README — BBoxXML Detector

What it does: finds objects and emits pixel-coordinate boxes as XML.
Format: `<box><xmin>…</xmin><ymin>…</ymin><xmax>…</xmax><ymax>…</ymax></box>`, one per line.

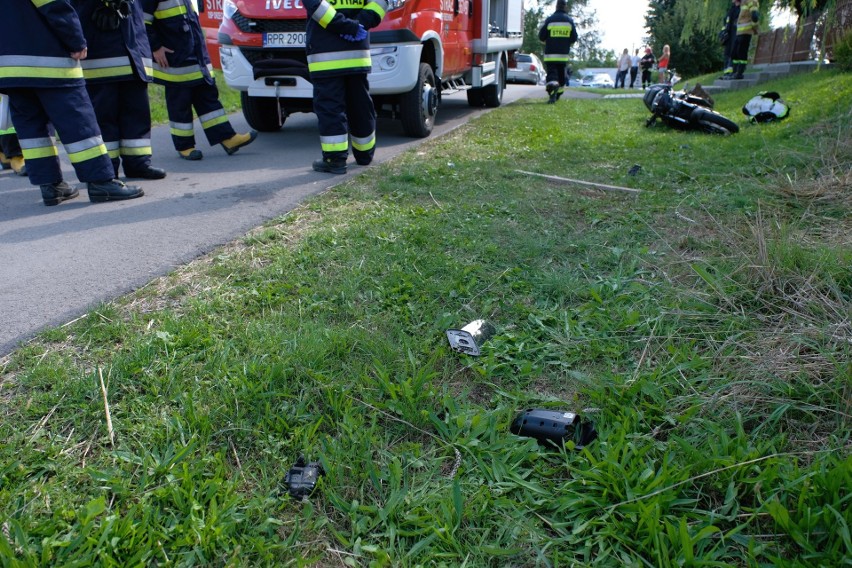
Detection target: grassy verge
<box><xmin>1</xmin><ymin>71</ymin><xmax>850</xmax><ymax>566</ymax></box>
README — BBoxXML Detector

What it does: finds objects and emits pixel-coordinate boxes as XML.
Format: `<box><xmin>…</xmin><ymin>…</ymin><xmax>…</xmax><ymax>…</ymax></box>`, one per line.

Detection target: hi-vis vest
<box><xmin>538</xmin><ymin>11</ymin><xmax>578</xmax><ymax>64</ymax></box>
<box><xmin>141</xmin><ymin>0</ymin><xmax>215</xmax><ymax>86</ymax></box>
<box><xmin>304</xmin><ymin>0</ymin><xmax>388</xmax><ymax>78</ymax></box>
<box><xmin>0</xmin><ymin>0</ymin><xmax>87</xmax><ymax>90</ymax></box>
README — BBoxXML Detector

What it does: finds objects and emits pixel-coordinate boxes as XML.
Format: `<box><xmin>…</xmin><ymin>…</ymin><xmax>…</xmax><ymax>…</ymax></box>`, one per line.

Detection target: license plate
<box><xmin>263</xmin><ymin>32</ymin><xmax>306</xmax><ymax>48</ymax></box>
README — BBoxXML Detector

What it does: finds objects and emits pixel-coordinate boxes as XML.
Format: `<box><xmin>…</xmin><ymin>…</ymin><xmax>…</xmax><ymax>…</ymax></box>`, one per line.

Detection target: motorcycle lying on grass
<box><xmin>644</xmin><ymin>83</ymin><xmax>739</xmax><ymax>135</ymax></box>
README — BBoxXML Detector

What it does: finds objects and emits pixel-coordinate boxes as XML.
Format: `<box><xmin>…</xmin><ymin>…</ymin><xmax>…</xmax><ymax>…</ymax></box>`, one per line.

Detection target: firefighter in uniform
<box><xmin>72</xmin><ymin>0</ymin><xmax>166</xmax><ymax>180</ymax></box>
<box><xmin>0</xmin><ymin>0</ymin><xmax>143</xmax><ymax>205</ymax></box>
<box><xmin>0</xmin><ymin>128</ymin><xmax>26</xmax><ymax>176</ymax></box>
<box><xmin>304</xmin><ymin>0</ymin><xmax>387</xmax><ymax>174</ymax></box>
<box><xmin>539</xmin><ymin>0</ymin><xmax>577</xmax><ymax>104</ymax></box>
<box><xmin>731</xmin><ymin>0</ymin><xmax>759</xmax><ymax>80</ymax></box>
<box><xmin>142</xmin><ymin>0</ymin><xmax>256</xmax><ymax>161</ymax></box>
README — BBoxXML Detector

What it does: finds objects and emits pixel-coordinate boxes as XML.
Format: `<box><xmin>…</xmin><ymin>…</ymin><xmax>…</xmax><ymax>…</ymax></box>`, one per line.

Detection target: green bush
<box><xmin>832</xmin><ymin>29</ymin><xmax>852</xmax><ymax>71</ymax></box>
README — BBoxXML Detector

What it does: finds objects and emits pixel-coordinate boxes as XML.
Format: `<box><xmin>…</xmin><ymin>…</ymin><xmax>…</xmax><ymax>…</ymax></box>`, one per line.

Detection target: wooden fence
<box><xmin>753</xmin><ymin>0</ymin><xmax>852</xmax><ymax>64</ymax></box>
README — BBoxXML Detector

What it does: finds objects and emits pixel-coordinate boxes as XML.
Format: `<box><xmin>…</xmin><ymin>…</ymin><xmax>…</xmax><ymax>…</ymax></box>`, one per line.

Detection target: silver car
<box><xmin>508</xmin><ymin>53</ymin><xmax>545</xmax><ymax>85</ymax></box>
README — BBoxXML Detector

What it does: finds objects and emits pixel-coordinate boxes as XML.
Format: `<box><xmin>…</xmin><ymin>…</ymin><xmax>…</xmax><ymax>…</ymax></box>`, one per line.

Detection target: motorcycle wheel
<box><xmin>692</xmin><ymin>108</ymin><xmax>739</xmax><ymax>135</ymax></box>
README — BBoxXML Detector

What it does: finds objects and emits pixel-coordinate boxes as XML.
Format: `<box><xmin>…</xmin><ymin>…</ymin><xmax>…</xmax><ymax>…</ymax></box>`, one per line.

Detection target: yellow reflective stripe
<box><xmin>313</xmin><ymin>2</ymin><xmax>336</xmax><ymax>27</ymax></box>
<box><xmin>309</xmin><ymin>57</ymin><xmax>371</xmax><ymax>72</ymax></box>
<box><xmin>0</xmin><ymin>66</ymin><xmax>83</xmax><ymax>80</ymax></box>
<box><xmin>201</xmin><ymin>115</ymin><xmax>228</xmax><ymax>129</ymax></box>
<box><xmin>350</xmin><ymin>133</ymin><xmax>375</xmax><ymax>151</ymax></box>
<box><xmin>170</xmin><ymin>127</ymin><xmax>194</xmax><ymax>136</ymax></box>
<box><xmin>155</xmin><ymin>5</ymin><xmax>188</xmax><ymax>18</ymax></box>
<box><xmin>153</xmin><ymin>68</ymin><xmax>203</xmax><ymax>82</ymax></box>
<box><xmin>22</xmin><ymin>146</ymin><xmax>59</xmax><ymax>160</ymax></box>
<box><xmin>0</xmin><ymin>127</ymin><xmax>16</xmax><ymax>135</ymax></box>
<box><xmin>120</xmin><ymin>146</ymin><xmax>152</xmax><ymax>156</ymax></box>
<box><xmin>107</xmin><ymin>148</ymin><xmax>120</xmax><ymax>158</ymax></box>
<box><xmin>67</xmin><ymin>143</ymin><xmax>108</xmax><ymax>163</ymax></box>
<box><xmin>83</xmin><ymin>65</ymin><xmax>134</xmax><ymax>79</ymax></box>
<box><xmin>321</xmin><ymin>141</ymin><xmax>349</xmax><ymax>152</ymax></box>
<box><xmin>31</xmin><ymin>0</ymin><xmax>55</xmax><ymax>7</ymax></box>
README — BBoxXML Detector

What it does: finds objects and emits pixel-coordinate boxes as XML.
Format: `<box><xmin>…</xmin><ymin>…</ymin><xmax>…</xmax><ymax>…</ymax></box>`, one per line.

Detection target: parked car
<box><xmin>508</xmin><ymin>53</ymin><xmax>545</xmax><ymax>85</ymax></box>
<box><xmin>580</xmin><ymin>73</ymin><xmax>614</xmax><ymax>88</ymax></box>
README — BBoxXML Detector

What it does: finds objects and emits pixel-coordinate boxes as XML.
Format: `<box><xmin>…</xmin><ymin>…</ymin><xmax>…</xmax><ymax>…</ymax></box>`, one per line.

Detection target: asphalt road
<box><xmin>0</xmin><ymin>83</ymin><xmax>570</xmax><ymax>356</ymax></box>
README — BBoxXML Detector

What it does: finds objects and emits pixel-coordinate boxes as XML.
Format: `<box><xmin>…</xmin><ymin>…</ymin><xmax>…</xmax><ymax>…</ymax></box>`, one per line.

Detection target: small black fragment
<box><xmin>510</xmin><ymin>408</ymin><xmax>598</xmax><ymax>449</ymax></box>
<box><xmin>284</xmin><ymin>456</ymin><xmax>324</xmax><ymax>500</ymax></box>
<box><xmin>628</xmin><ymin>164</ymin><xmax>642</xmax><ymax>176</ymax></box>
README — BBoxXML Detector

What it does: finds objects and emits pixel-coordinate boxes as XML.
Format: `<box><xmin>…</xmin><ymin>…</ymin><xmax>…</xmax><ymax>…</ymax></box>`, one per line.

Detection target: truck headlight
<box><xmin>223</xmin><ymin>0</ymin><xmax>237</xmax><ymax>19</ymax></box>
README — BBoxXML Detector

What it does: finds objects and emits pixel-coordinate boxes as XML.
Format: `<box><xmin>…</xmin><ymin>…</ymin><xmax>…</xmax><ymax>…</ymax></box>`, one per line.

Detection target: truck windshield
<box><xmin>387</xmin><ymin>0</ymin><xmax>406</xmax><ymax>10</ymax></box>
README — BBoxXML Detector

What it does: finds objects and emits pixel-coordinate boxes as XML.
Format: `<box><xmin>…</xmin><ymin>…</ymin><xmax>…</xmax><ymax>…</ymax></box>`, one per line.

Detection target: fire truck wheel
<box><xmin>241</xmin><ymin>92</ymin><xmax>285</xmax><ymax>132</ymax></box>
<box><xmin>400</xmin><ymin>62</ymin><xmax>437</xmax><ymax>138</ymax></box>
<box><xmin>483</xmin><ymin>58</ymin><xmax>505</xmax><ymax>108</ymax></box>
<box><xmin>466</xmin><ymin>88</ymin><xmax>485</xmax><ymax>107</ymax></box>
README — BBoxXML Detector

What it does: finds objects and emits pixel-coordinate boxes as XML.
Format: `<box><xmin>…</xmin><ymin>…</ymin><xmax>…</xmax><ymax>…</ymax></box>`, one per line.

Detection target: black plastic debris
<box><xmin>510</xmin><ymin>408</ymin><xmax>598</xmax><ymax>449</ymax></box>
<box><xmin>628</xmin><ymin>164</ymin><xmax>642</xmax><ymax>176</ymax></box>
<box><xmin>446</xmin><ymin>319</ymin><xmax>496</xmax><ymax>356</ymax></box>
<box><xmin>284</xmin><ymin>456</ymin><xmax>324</xmax><ymax>500</ymax></box>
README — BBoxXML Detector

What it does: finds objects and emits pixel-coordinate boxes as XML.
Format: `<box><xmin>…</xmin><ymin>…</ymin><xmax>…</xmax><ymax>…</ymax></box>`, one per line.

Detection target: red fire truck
<box><xmin>216</xmin><ymin>0</ymin><xmax>524</xmax><ymax>137</ymax></box>
<box><xmin>198</xmin><ymin>0</ymin><xmax>224</xmax><ymax>68</ymax></box>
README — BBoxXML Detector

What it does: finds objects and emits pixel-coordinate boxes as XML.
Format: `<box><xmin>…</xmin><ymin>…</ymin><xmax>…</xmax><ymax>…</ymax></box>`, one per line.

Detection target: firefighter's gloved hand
<box><xmin>92</xmin><ymin>4</ymin><xmax>121</xmax><ymax>31</ymax></box>
<box><xmin>341</xmin><ymin>24</ymin><xmax>367</xmax><ymax>42</ymax></box>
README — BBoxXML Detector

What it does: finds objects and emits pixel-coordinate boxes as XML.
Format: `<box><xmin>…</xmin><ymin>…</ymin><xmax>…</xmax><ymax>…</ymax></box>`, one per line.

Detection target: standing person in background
<box><xmin>0</xmin><ymin>129</ymin><xmax>26</xmax><ymax>176</ymax></box>
<box><xmin>539</xmin><ymin>0</ymin><xmax>578</xmax><ymax>104</ymax></box>
<box><xmin>731</xmin><ymin>0</ymin><xmax>759</xmax><ymax>79</ymax></box>
<box><xmin>640</xmin><ymin>47</ymin><xmax>656</xmax><ymax>89</ymax></box>
<box><xmin>0</xmin><ymin>0</ymin><xmax>142</xmax><ymax>206</ymax></box>
<box><xmin>302</xmin><ymin>0</ymin><xmax>387</xmax><ymax>174</ymax></box>
<box><xmin>657</xmin><ymin>44</ymin><xmax>671</xmax><ymax>84</ymax></box>
<box><xmin>719</xmin><ymin>0</ymin><xmax>741</xmax><ymax>79</ymax></box>
<box><xmin>629</xmin><ymin>48</ymin><xmax>640</xmax><ymax>89</ymax></box>
<box><xmin>615</xmin><ymin>48</ymin><xmax>630</xmax><ymax>89</ymax></box>
<box><xmin>73</xmin><ymin>0</ymin><xmax>166</xmax><ymax>180</ymax></box>
<box><xmin>142</xmin><ymin>0</ymin><xmax>257</xmax><ymax>161</ymax></box>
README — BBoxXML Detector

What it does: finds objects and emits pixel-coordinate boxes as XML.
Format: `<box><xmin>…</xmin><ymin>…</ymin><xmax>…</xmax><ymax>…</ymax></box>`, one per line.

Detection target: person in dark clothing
<box><xmin>303</xmin><ymin>0</ymin><xmax>388</xmax><ymax>174</ymax></box>
<box><xmin>719</xmin><ymin>0</ymin><xmax>741</xmax><ymax>79</ymax></box>
<box><xmin>731</xmin><ymin>0</ymin><xmax>759</xmax><ymax>79</ymax></box>
<box><xmin>0</xmin><ymin>0</ymin><xmax>143</xmax><ymax>206</ymax></box>
<box><xmin>73</xmin><ymin>0</ymin><xmax>166</xmax><ymax>180</ymax></box>
<box><xmin>142</xmin><ymin>0</ymin><xmax>257</xmax><ymax>161</ymax></box>
<box><xmin>640</xmin><ymin>47</ymin><xmax>656</xmax><ymax>89</ymax></box>
<box><xmin>538</xmin><ymin>0</ymin><xmax>578</xmax><ymax>104</ymax></box>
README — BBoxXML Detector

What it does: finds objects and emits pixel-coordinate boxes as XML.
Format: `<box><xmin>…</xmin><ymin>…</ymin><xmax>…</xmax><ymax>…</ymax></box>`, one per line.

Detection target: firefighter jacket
<box><xmin>0</xmin><ymin>0</ymin><xmax>87</xmax><ymax>90</ymax></box>
<box><xmin>737</xmin><ymin>0</ymin><xmax>760</xmax><ymax>36</ymax></box>
<box><xmin>303</xmin><ymin>0</ymin><xmax>388</xmax><ymax>78</ymax></box>
<box><xmin>141</xmin><ymin>0</ymin><xmax>214</xmax><ymax>86</ymax></box>
<box><xmin>538</xmin><ymin>10</ymin><xmax>578</xmax><ymax>64</ymax></box>
<box><xmin>73</xmin><ymin>0</ymin><xmax>153</xmax><ymax>84</ymax></box>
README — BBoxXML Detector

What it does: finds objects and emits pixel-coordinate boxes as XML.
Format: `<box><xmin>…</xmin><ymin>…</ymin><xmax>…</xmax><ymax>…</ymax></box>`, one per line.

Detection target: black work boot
<box><xmin>87</xmin><ymin>179</ymin><xmax>144</xmax><ymax>202</ymax></box>
<box><xmin>40</xmin><ymin>180</ymin><xmax>79</xmax><ymax>206</ymax></box>
<box><xmin>732</xmin><ymin>64</ymin><xmax>745</xmax><ymax>80</ymax></box>
<box><xmin>312</xmin><ymin>157</ymin><xmax>347</xmax><ymax>174</ymax></box>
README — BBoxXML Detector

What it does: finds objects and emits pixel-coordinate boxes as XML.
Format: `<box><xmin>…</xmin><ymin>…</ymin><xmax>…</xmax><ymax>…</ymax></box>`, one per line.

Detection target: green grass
<box><xmin>1</xmin><ymin>70</ymin><xmax>850</xmax><ymax>566</ymax></box>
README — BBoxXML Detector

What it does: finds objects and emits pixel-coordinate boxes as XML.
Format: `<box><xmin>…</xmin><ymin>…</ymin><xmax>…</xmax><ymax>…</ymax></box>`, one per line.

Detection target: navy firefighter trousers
<box><xmin>6</xmin><ymin>86</ymin><xmax>114</xmax><ymax>186</ymax></box>
<box><xmin>87</xmin><ymin>81</ymin><xmax>153</xmax><ymax>176</ymax></box>
<box><xmin>165</xmin><ymin>82</ymin><xmax>236</xmax><ymax>151</ymax></box>
<box><xmin>313</xmin><ymin>74</ymin><xmax>376</xmax><ymax>164</ymax></box>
